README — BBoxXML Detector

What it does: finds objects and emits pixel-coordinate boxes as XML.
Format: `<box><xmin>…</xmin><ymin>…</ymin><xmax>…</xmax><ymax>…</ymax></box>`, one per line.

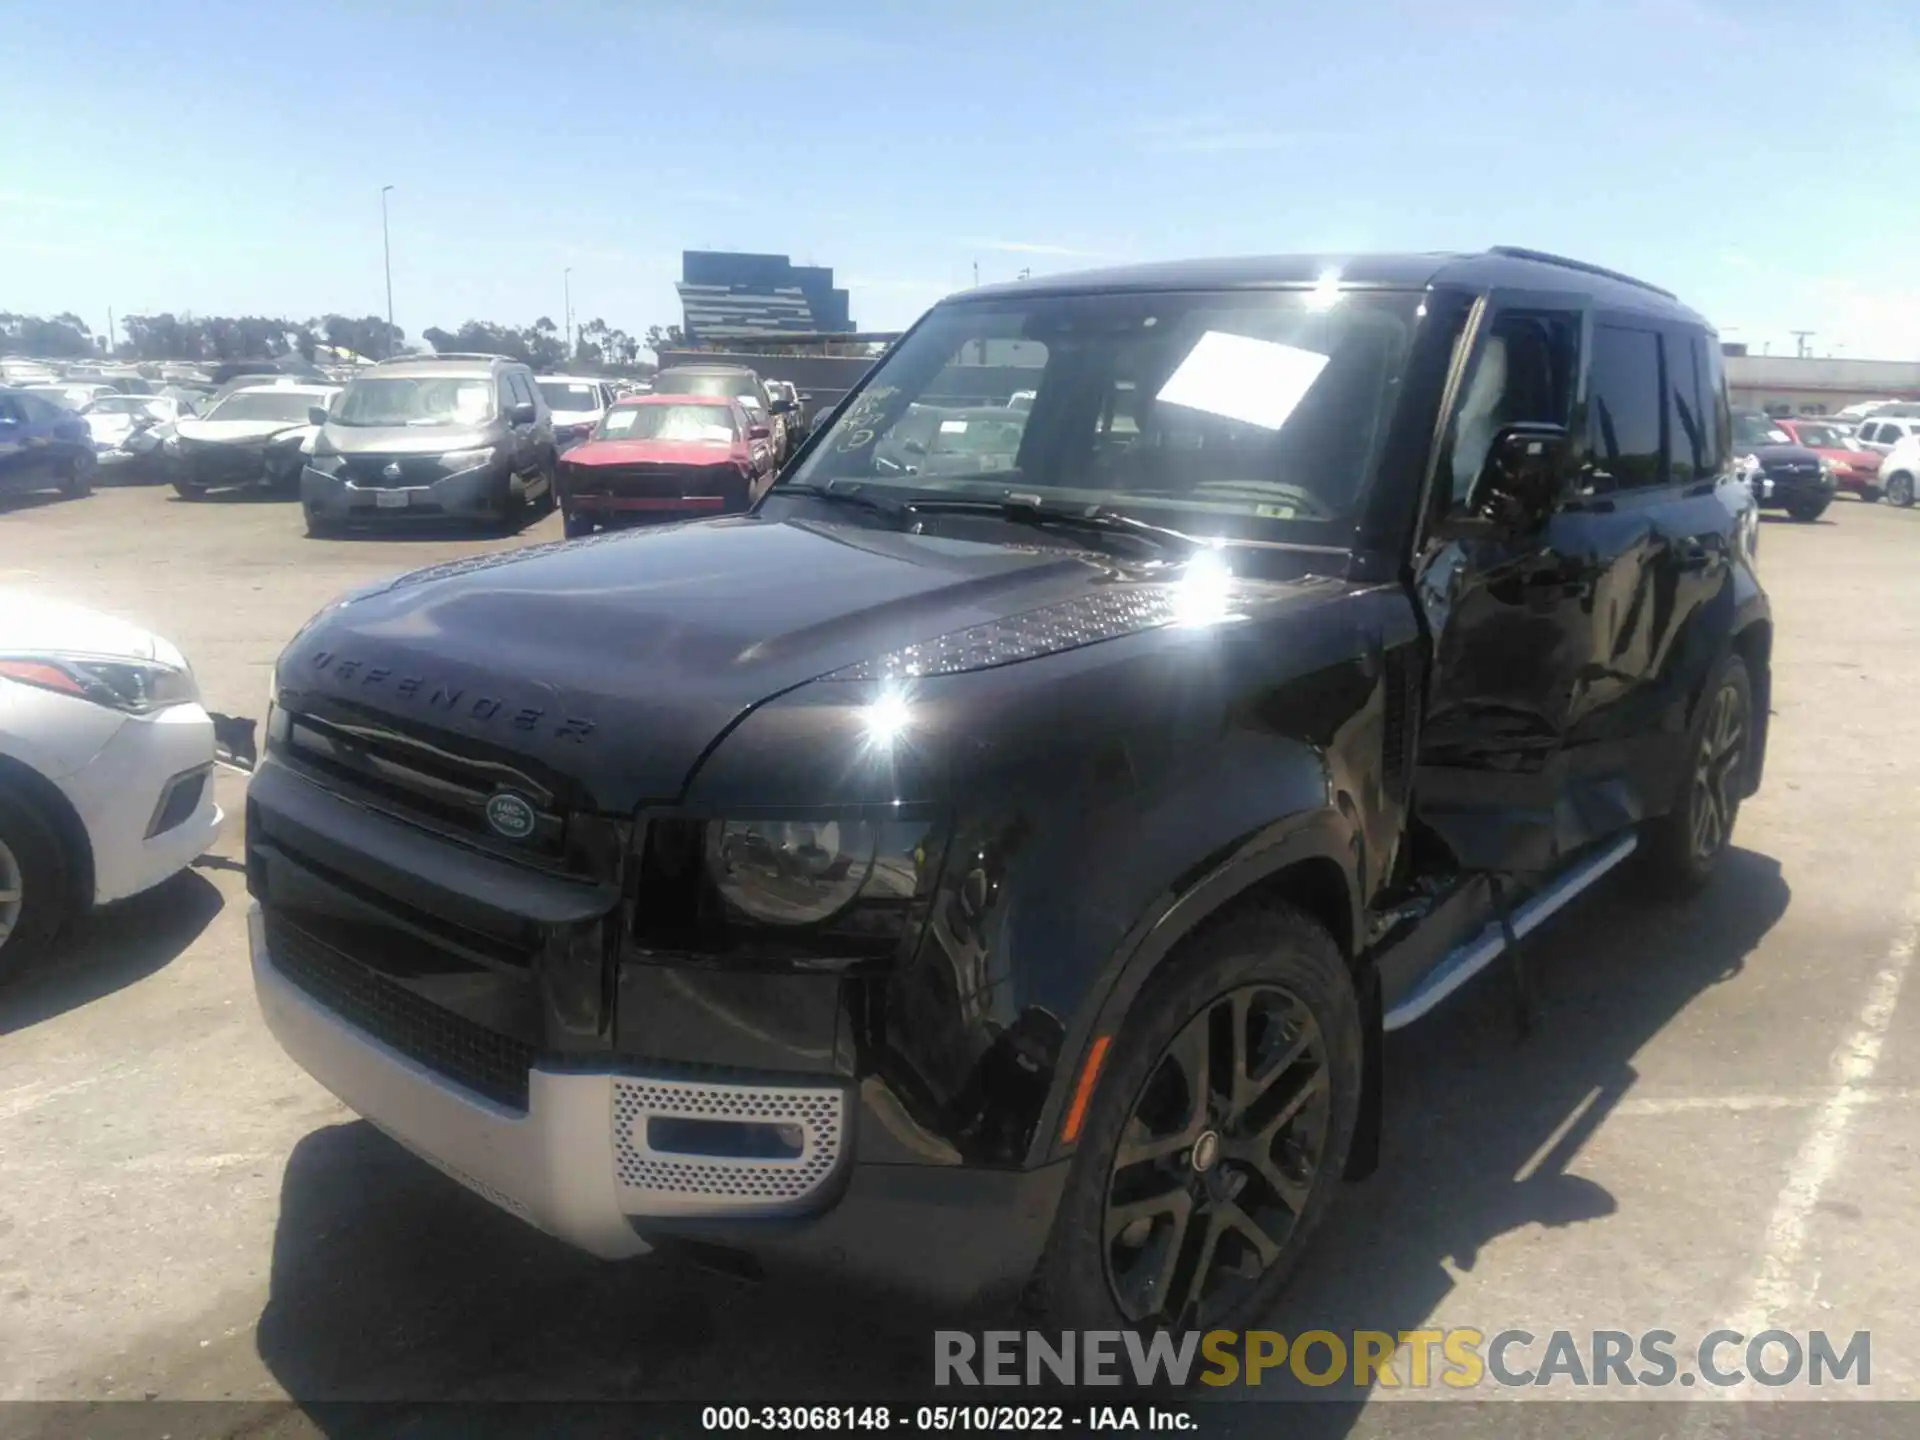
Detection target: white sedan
<box><xmin>0</xmin><ymin>592</ymin><xmax>244</xmax><ymax>974</ymax></box>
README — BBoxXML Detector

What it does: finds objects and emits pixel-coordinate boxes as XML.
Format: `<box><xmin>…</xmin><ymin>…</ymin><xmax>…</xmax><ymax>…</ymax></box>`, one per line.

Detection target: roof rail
<box><xmin>380</xmin><ymin>351</ymin><xmax>512</xmax><ymax>365</ymax></box>
<box><xmin>1487</xmin><ymin>246</ymin><xmax>1676</xmax><ymax>301</ymax></box>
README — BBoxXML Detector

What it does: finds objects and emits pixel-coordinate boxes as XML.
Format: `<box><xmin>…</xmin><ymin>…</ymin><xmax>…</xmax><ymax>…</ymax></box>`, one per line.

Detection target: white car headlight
<box><xmin>0</xmin><ymin>654</ymin><xmax>200</xmax><ymax>714</ymax></box>
<box><xmin>439</xmin><ymin>446</ymin><xmax>497</xmax><ymax>471</ymax></box>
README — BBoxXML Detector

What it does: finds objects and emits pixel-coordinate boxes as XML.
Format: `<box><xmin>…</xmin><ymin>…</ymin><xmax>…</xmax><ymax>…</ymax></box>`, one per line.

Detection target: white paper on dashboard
<box><xmin>1155</xmin><ymin>331</ymin><xmax>1330</xmax><ymax>431</ymax></box>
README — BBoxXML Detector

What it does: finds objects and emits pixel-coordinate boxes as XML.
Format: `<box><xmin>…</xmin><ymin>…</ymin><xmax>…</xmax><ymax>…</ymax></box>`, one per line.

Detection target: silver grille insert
<box><xmin>611</xmin><ymin>1076</ymin><xmax>846</xmax><ymax>1217</ymax></box>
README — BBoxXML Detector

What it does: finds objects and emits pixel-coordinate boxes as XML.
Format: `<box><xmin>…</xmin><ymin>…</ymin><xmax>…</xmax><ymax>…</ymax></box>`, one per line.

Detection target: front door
<box><xmin>1411</xmin><ymin>295</ymin><xmax>1718</xmax><ymax>876</ymax></box>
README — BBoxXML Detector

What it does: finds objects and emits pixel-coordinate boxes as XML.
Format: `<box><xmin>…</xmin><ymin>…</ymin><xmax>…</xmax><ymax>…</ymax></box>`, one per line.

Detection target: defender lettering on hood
<box><xmin>304</xmin><ymin>651</ymin><xmax>597</xmax><ymax>743</ymax></box>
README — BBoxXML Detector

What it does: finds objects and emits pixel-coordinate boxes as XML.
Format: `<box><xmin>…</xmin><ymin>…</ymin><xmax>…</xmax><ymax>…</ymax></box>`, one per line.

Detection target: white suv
<box><xmin>1878</xmin><ymin>435</ymin><xmax>1920</xmax><ymax>507</ymax></box>
<box><xmin>1853</xmin><ymin>417</ymin><xmax>1920</xmax><ymax>455</ymax></box>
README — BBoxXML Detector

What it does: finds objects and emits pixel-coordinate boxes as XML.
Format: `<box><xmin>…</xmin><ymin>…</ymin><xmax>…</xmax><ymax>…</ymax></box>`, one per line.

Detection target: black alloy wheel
<box><xmin>1104</xmin><ymin>984</ymin><xmax>1333</xmax><ymax>1326</ymax></box>
<box><xmin>1686</xmin><ymin>673</ymin><xmax>1748</xmax><ymax>868</ymax></box>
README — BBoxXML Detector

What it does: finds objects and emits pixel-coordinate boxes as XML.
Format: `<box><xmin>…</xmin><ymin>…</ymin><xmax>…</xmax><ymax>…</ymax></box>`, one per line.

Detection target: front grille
<box><xmin>340</xmin><ymin>455</ymin><xmax>451</xmax><ymax>489</ymax></box>
<box><xmin>146</xmin><ymin>765</ymin><xmax>210</xmax><ymax>838</ymax></box>
<box><xmin>277</xmin><ymin>710</ymin><xmax>567</xmax><ymax>863</ymax></box>
<box><xmin>182</xmin><ymin>442</ymin><xmax>266</xmax><ymax>485</ymax></box>
<box><xmin>563</xmin><ymin>461</ymin><xmax>731</xmax><ymax>496</ymax></box>
<box><xmin>264</xmin><ymin>910</ymin><xmax>534</xmax><ymax>1109</ymax></box>
<box><xmin>1762</xmin><ymin>461</ymin><xmax>1820</xmax><ymax>479</ymax></box>
<box><xmin>611</xmin><ymin>1076</ymin><xmax>845</xmax><ymax>1215</ymax></box>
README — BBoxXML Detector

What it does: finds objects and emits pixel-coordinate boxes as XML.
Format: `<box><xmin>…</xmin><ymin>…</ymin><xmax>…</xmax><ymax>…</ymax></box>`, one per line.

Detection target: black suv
<box><xmin>1731</xmin><ymin>409</ymin><xmax>1837</xmax><ymax>522</ymax></box>
<box><xmin>299</xmin><ymin>354</ymin><xmax>557</xmax><ymax>535</ymax></box>
<box><xmin>246</xmin><ymin>249</ymin><xmax>1770</xmax><ymax>1328</ymax></box>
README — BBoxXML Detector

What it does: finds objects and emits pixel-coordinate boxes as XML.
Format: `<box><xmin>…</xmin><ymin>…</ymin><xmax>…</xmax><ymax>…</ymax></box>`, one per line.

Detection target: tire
<box><xmin>303</xmin><ymin>507</ymin><xmax>340</xmax><ymax>539</ymax></box>
<box><xmin>1863</xmin><ymin>486</ymin><xmax>1884</xmax><ymax>504</ymax></box>
<box><xmin>1888</xmin><ymin>472</ymin><xmax>1914</xmax><ymax>508</ymax></box>
<box><xmin>1640</xmin><ymin>653</ymin><xmax>1754</xmax><ymax>898</ymax></box>
<box><xmin>172</xmin><ymin>479</ymin><xmax>207</xmax><ymax>502</ymax></box>
<box><xmin>1787</xmin><ymin>500</ymin><xmax>1828</xmax><ymax>523</ymax></box>
<box><xmin>1030</xmin><ymin>901</ymin><xmax>1362</xmax><ymax>1331</ymax></box>
<box><xmin>58</xmin><ymin>456</ymin><xmax>93</xmax><ymax>499</ymax></box>
<box><xmin>562</xmin><ymin>511</ymin><xmax>595</xmax><ymax>539</ymax></box>
<box><xmin>489</xmin><ymin>474</ymin><xmax>525</xmax><ymax>535</ymax></box>
<box><xmin>535</xmin><ymin>458</ymin><xmax>558</xmax><ymax>515</ymax></box>
<box><xmin>0</xmin><ymin>785</ymin><xmax>73</xmax><ymax>981</ymax></box>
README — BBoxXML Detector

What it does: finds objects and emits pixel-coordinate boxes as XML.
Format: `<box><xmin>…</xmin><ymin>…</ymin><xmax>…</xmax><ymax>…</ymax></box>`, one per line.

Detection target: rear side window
<box><xmin>1584</xmin><ymin>322</ymin><xmax>1664</xmax><ymax>493</ymax></box>
<box><xmin>1666</xmin><ymin>329</ymin><xmax>1707</xmax><ymax>486</ymax></box>
<box><xmin>506</xmin><ymin>371</ymin><xmax>534</xmax><ymax>408</ymax></box>
<box><xmin>1692</xmin><ymin>337</ymin><xmax>1728</xmax><ymax>474</ymax></box>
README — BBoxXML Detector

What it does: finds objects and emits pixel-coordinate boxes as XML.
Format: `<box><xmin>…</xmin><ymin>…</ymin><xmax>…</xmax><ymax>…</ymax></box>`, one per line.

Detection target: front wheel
<box><xmin>1031</xmin><ymin>902</ymin><xmax>1362</xmax><ymax>1331</ymax></box>
<box><xmin>535</xmin><ymin>458</ymin><xmax>558</xmax><ymax>515</ymax></box>
<box><xmin>0</xmin><ymin>786</ymin><xmax>73</xmax><ymax>982</ymax></box>
<box><xmin>303</xmin><ymin>507</ymin><xmax>340</xmax><ymax>539</ymax></box>
<box><xmin>1787</xmin><ymin>500</ymin><xmax>1828</xmax><ymax>523</ymax></box>
<box><xmin>58</xmin><ymin>456</ymin><xmax>93</xmax><ymax>499</ymax></box>
<box><xmin>1888</xmin><ymin>472</ymin><xmax>1915</xmax><ymax>508</ymax></box>
<box><xmin>1862</xmin><ymin>485</ymin><xmax>1884</xmax><ymax>503</ymax></box>
<box><xmin>1640</xmin><ymin>653</ymin><xmax>1753</xmax><ymax>897</ymax></box>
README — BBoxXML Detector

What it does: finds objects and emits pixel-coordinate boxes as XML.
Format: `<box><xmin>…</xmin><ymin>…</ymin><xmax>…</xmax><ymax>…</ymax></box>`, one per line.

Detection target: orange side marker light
<box><xmin>1060</xmin><ymin>1034</ymin><xmax>1113</xmax><ymax>1144</ymax></box>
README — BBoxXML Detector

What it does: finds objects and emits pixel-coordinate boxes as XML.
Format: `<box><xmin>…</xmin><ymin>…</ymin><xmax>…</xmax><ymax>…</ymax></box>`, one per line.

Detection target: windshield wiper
<box><xmin>902</xmin><ymin>496</ymin><xmax>1204</xmax><ymax>557</ymax></box>
<box><xmin>775</xmin><ymin>481</ymin><xmax>918</xmax><ymax>523</ymax></box>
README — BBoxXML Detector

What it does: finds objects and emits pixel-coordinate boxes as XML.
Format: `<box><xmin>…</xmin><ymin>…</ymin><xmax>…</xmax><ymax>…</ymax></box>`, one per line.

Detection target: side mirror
<box><xmin>308</xmin><ymin>405</ymin><xmax>330</xmax><ymax>426</ymax></box>
<box><xmin>509</xmin><ymin>400</ymin><xmax>537</xmax><ymax>424</ymax></box>
<box><xmin>748</xmin><ymin>423</ymin><xmax>771</xmax><ymax>440</ymax></box>
<box><xmin>1463</xmin><ymin>423</ymin><xmax>1569</xmax><ymax>530</ymax></box>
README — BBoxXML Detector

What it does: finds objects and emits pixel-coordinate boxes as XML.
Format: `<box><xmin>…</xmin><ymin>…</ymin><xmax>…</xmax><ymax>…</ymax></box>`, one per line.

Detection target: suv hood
<box><xmin>0</xmin><ymin>589</ymin><xmax>163</xmax><ymax>662</ymax></box>
<box><xmin>176</xmin><ymin>417</ymin><xmax>311</xmax><ymax>446</ymax></box>
<box><xmin>277</xmin><ymin>514</ymin><xmax>1312</xmax><ymax>808</ymax></box>
<box><xmin>318</xmin><ymin>421</ymin><xmax>498</xmax><ymax>456</ymax></box>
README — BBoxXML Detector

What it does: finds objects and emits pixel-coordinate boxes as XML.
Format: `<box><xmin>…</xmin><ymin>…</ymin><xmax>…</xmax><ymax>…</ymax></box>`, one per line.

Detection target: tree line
<box><xmin>2</xmin><ymin>311</ymin><xmax>654</xmax><ymax>373</ymax></box>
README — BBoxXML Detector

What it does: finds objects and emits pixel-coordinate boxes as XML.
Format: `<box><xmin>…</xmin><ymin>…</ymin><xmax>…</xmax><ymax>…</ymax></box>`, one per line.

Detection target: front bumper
<box><xmin>300</xmin><ymin>461</ymin><xmax>509</xmax><ymax>523</ymax></box>
<box><xmin>61</xmin><ymin>702</ymin><xmax>223</xmax><ymax>904</ymax></box>
<box><xmin>1759</xmin><ymin>470</ymin><xmax>1835</xmax><ymax>507</ymax></box>
<box><xmin>250</xmin><ymin>903</ymin><xmax>1067</xmax><ymax>1303</ymax></box>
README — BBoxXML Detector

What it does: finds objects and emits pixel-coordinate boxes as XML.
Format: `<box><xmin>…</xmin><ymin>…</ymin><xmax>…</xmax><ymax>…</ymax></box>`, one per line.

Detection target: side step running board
<box><xmin>1382</xmin><ymin>832</ymin><xmax>1638</xmax><ymax>1032</ymax></box>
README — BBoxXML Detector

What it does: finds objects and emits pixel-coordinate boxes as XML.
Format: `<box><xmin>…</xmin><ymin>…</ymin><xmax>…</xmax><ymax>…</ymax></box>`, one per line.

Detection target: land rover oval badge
<box><xmin>485</xmin><ymin>792</ymin><xmax>537</xmax><ymax>840</ymax></box>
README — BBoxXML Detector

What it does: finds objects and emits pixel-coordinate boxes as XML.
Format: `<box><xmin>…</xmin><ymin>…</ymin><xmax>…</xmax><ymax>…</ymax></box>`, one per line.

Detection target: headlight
<box><xmin>304</xmin><ymin>451</ymin><xmax>344</xmax><ymax>474</ymax></box>
<box><xmin>439</xmin><ymin>446</ymin><xmax>497</xmax><ymax>471</ymax></box>
<box><xmin>0</xmin><ymin>654</ymin><xmax>199</xmax><ymax>714</ymax></box>
<box><xmin>706</xmin><ymin>818</ymin><xmax>883</xmax><ymax>925</ymax></box>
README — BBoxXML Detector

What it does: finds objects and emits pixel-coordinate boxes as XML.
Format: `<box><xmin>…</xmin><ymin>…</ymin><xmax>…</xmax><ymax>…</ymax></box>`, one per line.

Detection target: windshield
<box><xmin>654</xmin><ymin>370</ymin><xmax>760</xmax><ymax>403</ymax></box>
<box><xmin>333</xmin><ymin>376</ymin><xmax>494</xmax><ymax>427</ymax></box>
<box><xmin>88</xmin><ymin>396</ymin><xmax>166</xmax><ymax>417</ymax></box>
<box><xmin>24</xmin><ymin>387</ymin><xmax>81</xmax><ymax>409</ymax></box>
<box><xmin>539</xmin><ymin>381</ymin><xmax>601</xmax><ymax>412</ymax></box>
<box><xmin>596</xmin><ymin>402</ymin><xmax>738</xmax><ymax>443</ymax></box>
<box><xmin>204</xmin><ymin>390</ymin><xmax>323</xmax><ymax>424</ymax></box>
<box><xmin>1733</xmin><ymin>413</ymin><xmax>1792</xmax><ymax>448</ymax></box>
<box><xmin>787</xmin><ymin>288</ymin><xmax>1421</xmax><ymax>533</ymax></box>
<box><xmin>1790</xmin><ymin>423</ymin><xmax>1849</xmax><ymax>449</ymax></box>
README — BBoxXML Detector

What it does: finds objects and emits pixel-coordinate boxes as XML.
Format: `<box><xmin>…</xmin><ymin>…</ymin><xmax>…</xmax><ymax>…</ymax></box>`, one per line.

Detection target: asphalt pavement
<box><xmin>1</xmin><ymin>481</ymin><xmax>1916</xmax><ymax>1438</ymax></box>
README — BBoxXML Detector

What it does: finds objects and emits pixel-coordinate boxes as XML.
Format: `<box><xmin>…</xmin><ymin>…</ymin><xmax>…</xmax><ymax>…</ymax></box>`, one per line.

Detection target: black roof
<box><xmin>956</xmin><ymin>247</ymin><xmax>1706</xmax><ymax>327</ymax></box>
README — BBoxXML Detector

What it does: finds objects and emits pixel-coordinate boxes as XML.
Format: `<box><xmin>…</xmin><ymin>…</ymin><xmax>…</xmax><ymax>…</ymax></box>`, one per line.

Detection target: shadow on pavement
<box><xmin>0</xmin><ymin>867</ymin><xmax>225</xmax><ymax>1034</ymax></box>
<box><xmin>252</xmin><ymin>848</ymin><xmax>1787</xmax><ymax>1434</ymax></box>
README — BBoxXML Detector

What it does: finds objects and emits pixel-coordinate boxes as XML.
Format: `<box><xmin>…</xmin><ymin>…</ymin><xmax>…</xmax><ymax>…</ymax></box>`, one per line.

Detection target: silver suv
<box><xmin>299</xmin><ymin>354</ymin><xmax>557</xmax><ymax>536</ymax></box>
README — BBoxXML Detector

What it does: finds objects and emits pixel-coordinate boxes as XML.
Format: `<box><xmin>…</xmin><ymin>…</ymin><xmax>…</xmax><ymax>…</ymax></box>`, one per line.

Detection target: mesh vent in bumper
<box><xmin>612</xmin><ymin>1076</ymin><xmax>846</xmax><ymax>1217</ymax></box>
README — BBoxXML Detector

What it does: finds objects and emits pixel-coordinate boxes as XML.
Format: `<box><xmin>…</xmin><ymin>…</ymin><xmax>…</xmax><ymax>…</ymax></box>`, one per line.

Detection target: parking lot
<box><xmin>4</xmin><ymin>481</ymin><xmax>1920</xmax><ymax>1434</ymax></box>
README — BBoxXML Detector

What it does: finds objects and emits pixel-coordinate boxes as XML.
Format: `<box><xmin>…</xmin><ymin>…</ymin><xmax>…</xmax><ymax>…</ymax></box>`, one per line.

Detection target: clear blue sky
<box><xmin>7</xmin><ymin>0</ymin><xmax>1918</xmax><ymax>358</ymax></box>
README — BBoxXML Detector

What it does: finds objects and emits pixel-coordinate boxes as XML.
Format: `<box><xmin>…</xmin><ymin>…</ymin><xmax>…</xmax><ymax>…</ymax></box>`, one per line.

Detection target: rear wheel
<box><xmin>1641</xmin><ymin>653</ymin><xmax>1753</xmax><ymax>897</ymax></box>
<box><xmin>57</xmin><ymin>456</ymin><xmax>93</xmax><ymax>499</ymax></box>
<box><xmin>0</xmin><ymin>786</ymin><xmax>73</xmax><ymax>982</ymax></box>
<box><xmin>1862</xmin><ymin>486</ymin><xmax>1884</xmax><ymax>503</ymax></box>
<box><xmin>1031</xmin><ymin>902</ymin><xmax>1361</xmax><ymax>1330</ymax></box>
<box><xmin>535</xmin><ymin>458</ymin><xmax>558</xmax><ymax>515</ymax></box>
<box><xmin>1888</xmin><ymin>472</ymin><xmax>1915</xmax><ymax>508</ymax></box>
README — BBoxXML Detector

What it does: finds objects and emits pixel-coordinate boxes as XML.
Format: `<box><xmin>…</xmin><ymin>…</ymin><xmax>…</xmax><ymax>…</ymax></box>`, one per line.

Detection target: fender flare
<box><xmin>1032</xmin><ymin>805</ymin><xmax>1362</xmax><ymax>1165</ymax></box>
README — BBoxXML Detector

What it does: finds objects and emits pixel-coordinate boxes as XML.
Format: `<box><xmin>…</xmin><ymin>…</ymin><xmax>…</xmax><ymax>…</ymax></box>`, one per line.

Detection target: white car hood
<box><xmin>551</xmin><ymin>408</ymin><xmax>603</xmax><ymax>426</ymax></box>
<box><xmin>0</xmin><ymin>590</ymin><xmax>167</xmax><ymax>663</ymax></box>
<box><xmin>175</xmin><ymin>418</ymin><xmax>306</xmax><ymax>444</ymax></box>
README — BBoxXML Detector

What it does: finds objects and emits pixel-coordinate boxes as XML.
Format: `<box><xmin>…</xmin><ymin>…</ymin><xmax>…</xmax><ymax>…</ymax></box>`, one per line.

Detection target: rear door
<box><xmin>0</xmin><ymin>393</ymin><xmax>40</xmax><ymax>495</ymax></box>
<box><xmin>1413</xmin><ymin>298</ymin><xmax>1731</xmax><ymax>875</ymax></box>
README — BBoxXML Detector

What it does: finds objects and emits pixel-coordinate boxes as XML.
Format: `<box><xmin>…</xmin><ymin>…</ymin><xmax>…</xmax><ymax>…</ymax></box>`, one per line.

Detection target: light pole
<box><xmin>381</xmin><ymin>185</ymin><xmax>395</xmax><ymax>359</ymax></box>
<box><xmin>564</xmin><ymin>267</ymin><xmax>574</xmax><ymax>364</ymax></box>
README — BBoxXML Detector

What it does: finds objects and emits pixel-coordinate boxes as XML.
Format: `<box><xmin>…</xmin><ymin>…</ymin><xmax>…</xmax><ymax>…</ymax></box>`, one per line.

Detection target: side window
<box><xmin>1584</xmin><ymin>322</ymin><xmax>1664</xmax><ymax>494</ymax></box>
<box><xmin>1864</xmin><ymin>422</ymin><xmax>1885</xmax><ymax>444</ymax></box>
<box><xmin>1667</xmin><ymin>329</ymin><xmax>1706</xmax><ymax>486</ymax></box>
<box><xmin>505</xmin><ymin>371</ymin><xmax>533</xmax><ymax>411</ymax></box>
<box><xmin>1692</xmin><ymin>336</ymin><xmax>1728</xmax><ymax>474</ymax></box>
<box><xmin>1445</xmin><ymin>309</ymin><xmax>1579</xmax><ymax>506</ymax></box>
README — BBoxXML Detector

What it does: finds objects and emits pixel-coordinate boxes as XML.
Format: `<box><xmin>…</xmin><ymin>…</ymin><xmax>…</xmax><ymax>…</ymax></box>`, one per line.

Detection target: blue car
<box><xmin>0</xmin><ymin>385</ymin><xmax>94</xmax><ymax>503</ymax></box>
